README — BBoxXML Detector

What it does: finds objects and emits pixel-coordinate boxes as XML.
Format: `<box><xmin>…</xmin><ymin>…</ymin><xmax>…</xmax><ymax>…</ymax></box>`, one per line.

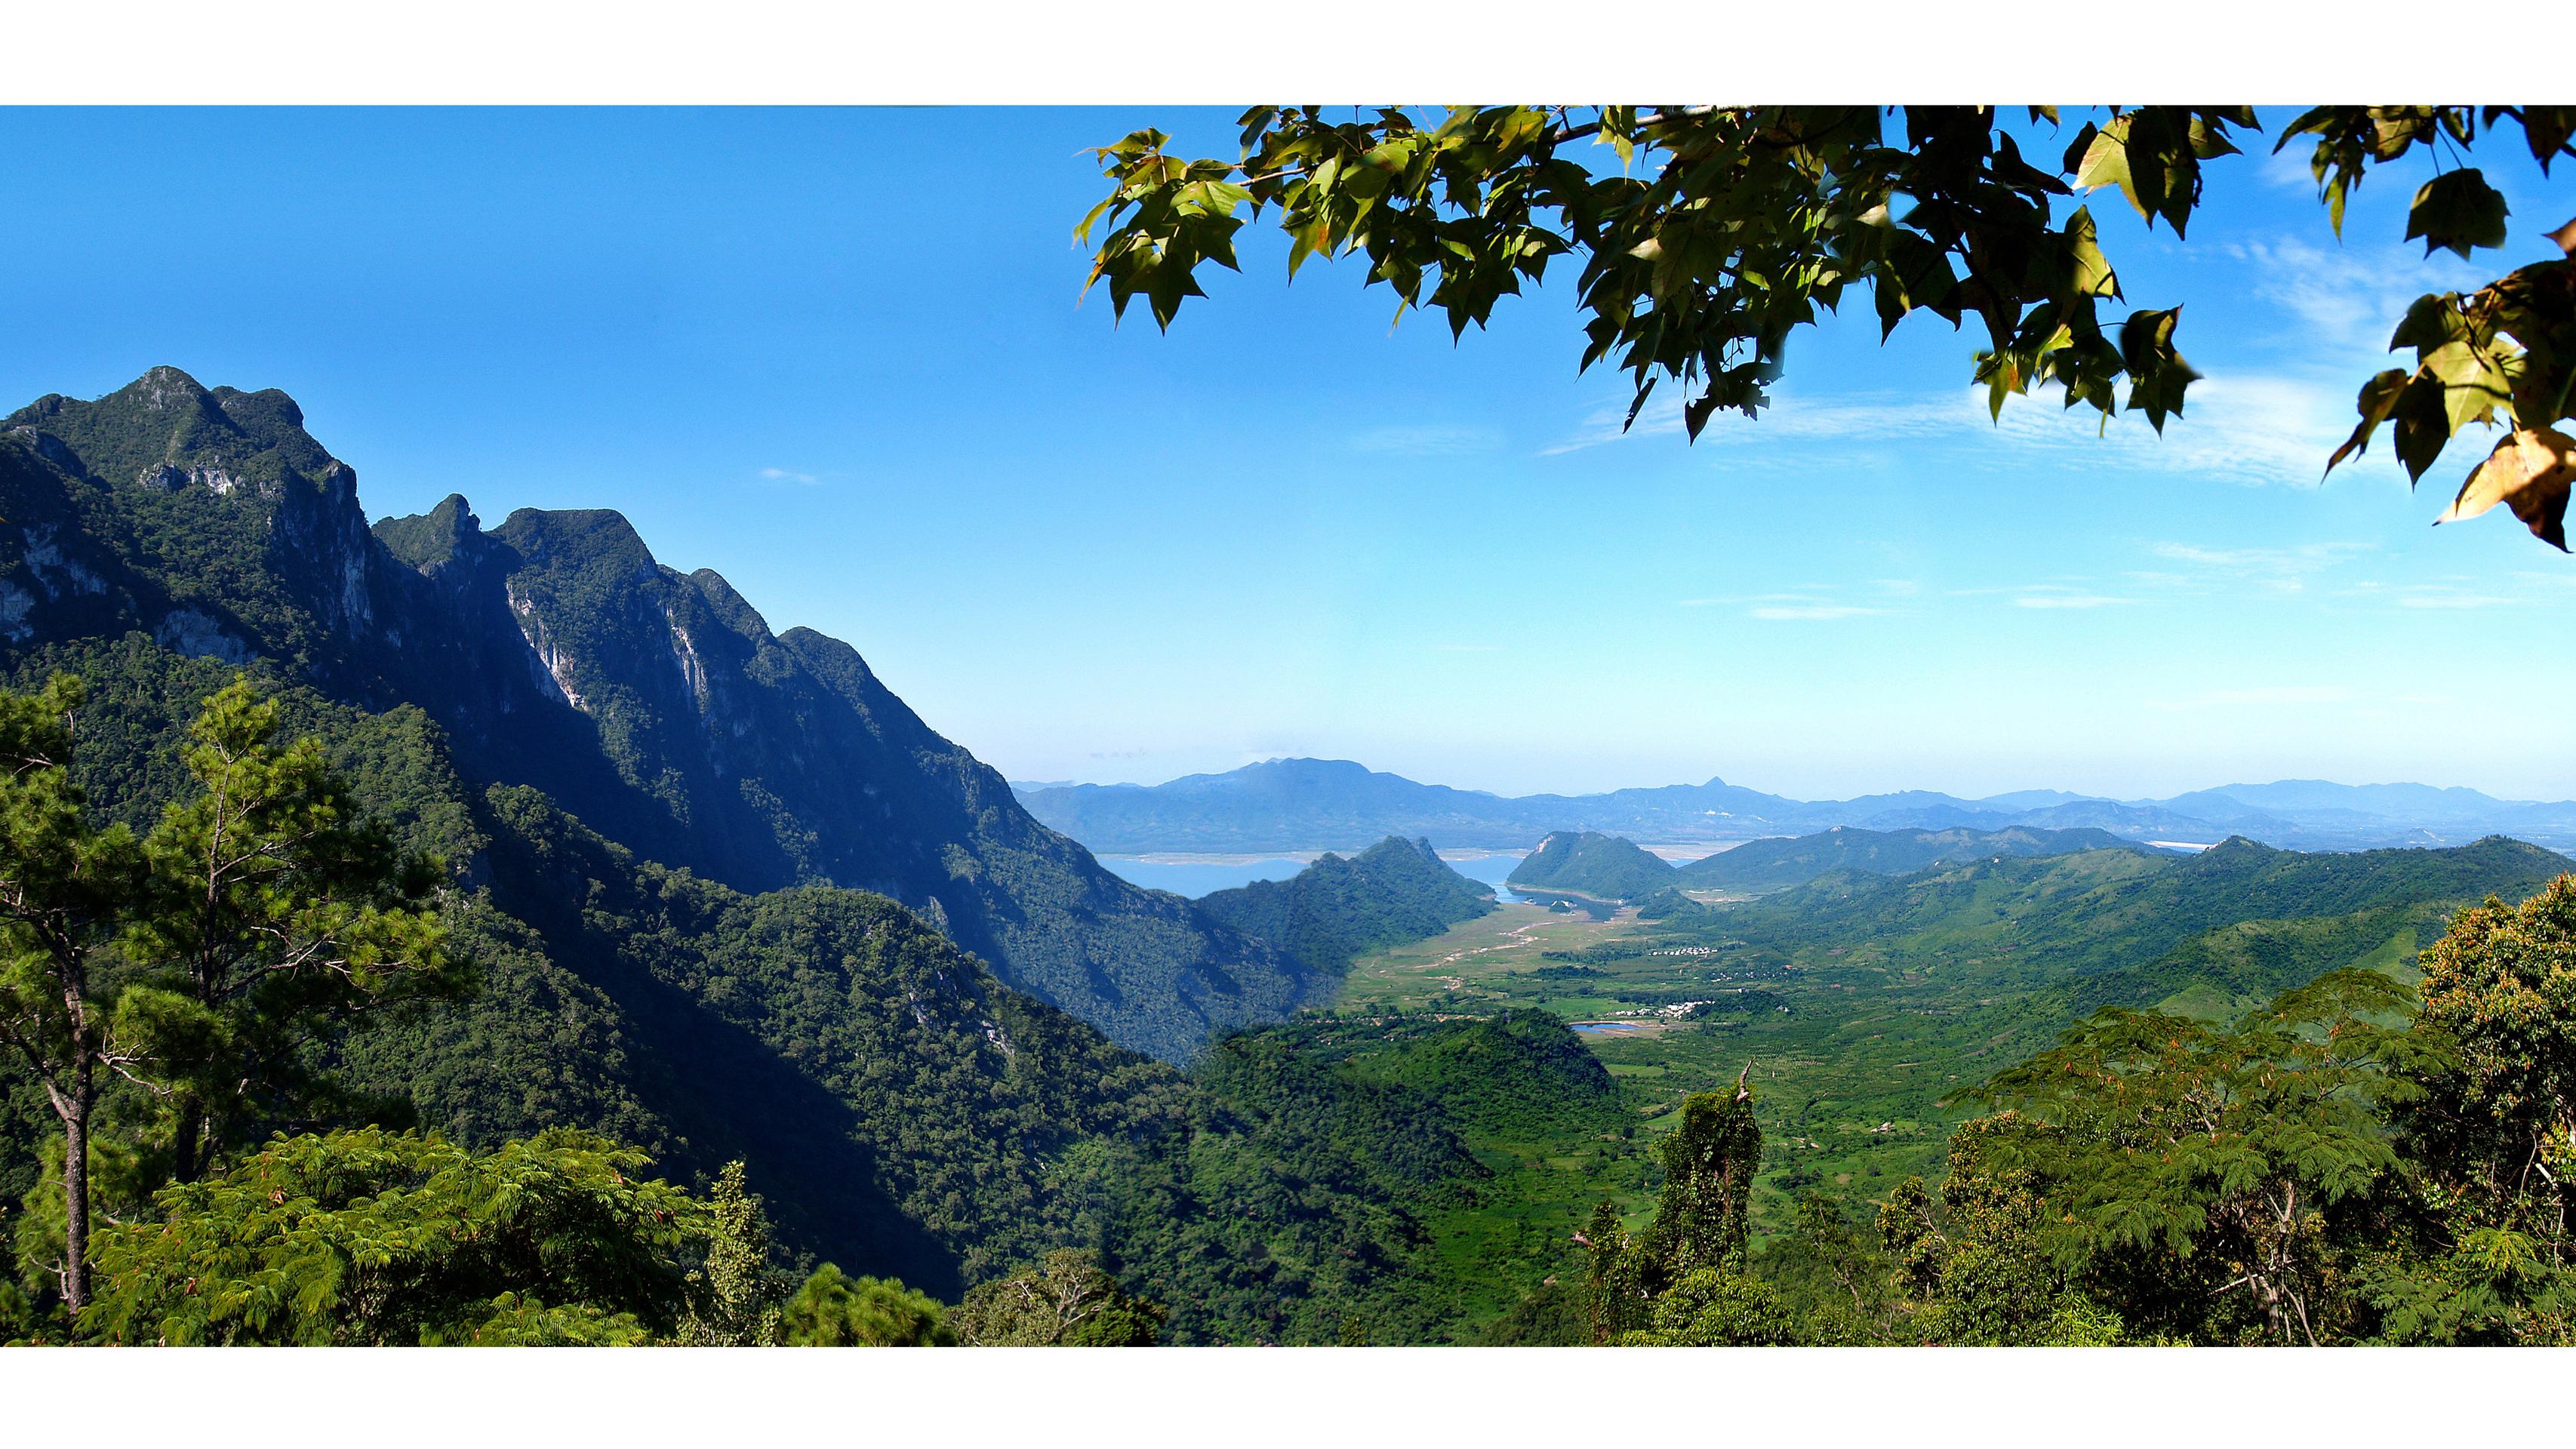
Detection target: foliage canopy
<box><xmin>1082</xmin><ymin>105</ymin><xmax>2576</xmax><ymax>547</ymax></box>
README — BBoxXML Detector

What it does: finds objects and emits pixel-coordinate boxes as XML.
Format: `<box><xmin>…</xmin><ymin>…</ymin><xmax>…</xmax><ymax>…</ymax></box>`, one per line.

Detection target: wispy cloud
<box><xmin>1350</xmin><ymin>424</ymin><xmax>1505</xmax><ymax>457</ymax></box>
<box><xmin>2146</xmin><ymin>540</ymin><xmax>2374</xmax><ymax>595</ymax></box>
<box><xmin>1543</xmin><ymin>374</ymin><xmax>2401</xmax><ymax>489</ymax></box>
<box><xmin>2393</xmin><ymin>588</ymin><xmax>2517</xmax><ymax>610</ymax></box>
<box><xmin>1747</xmin><ymin>590</ymin><xmax>1891</xmax><ymax>622</ymax></box>
<box><xmin>759</xmin><ymin>466</ymin><xmax>820</xmax><ymax>485</ymax></box>
<box><xmin>1682</xmin><ymin>588</ymin><xmax>1897</xmax><ymax>621</ymax></box>
<box><xmin>2230</xmin><ymin>235</ymin><xmax>2487</xmax><ymax>357</ymax></box>
<box><xmin>2171</xmin><ymin>685</ymin><xmax>2359</xmax><ymax>707</ymax></box>
<box><xmin>2156</xmin><ymin>682</ymin><xmax>2460</xmax><ymax>711</ymax></box>
<box><xmin>1750</xmin><ymin>603</ymin><xmax>1880</xmax><ymax>621</ymax></box>
<box><xmin>2013</xmin><ymin>592</ymin><xmax>2131</xmax><ymax>610</ymax></box>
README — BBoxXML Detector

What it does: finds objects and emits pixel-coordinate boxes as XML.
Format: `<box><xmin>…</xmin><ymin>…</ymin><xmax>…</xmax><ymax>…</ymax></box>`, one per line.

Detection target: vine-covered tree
<box><xmin>1584</xmin><ymin>1075</ymin><xmax>1796</xmax><ymax>1345</ymax></box>
<box><xmin>1080</xmin><ymin>106</ymin><xmax>2576</xmax><ymax>548</ymax></box>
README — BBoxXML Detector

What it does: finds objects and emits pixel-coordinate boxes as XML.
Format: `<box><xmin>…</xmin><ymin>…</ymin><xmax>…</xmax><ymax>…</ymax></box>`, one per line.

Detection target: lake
<box><xmin>1098</xmin><ymin>849</ymin><xmax>1529</xmax><ymax>900</ymax></box>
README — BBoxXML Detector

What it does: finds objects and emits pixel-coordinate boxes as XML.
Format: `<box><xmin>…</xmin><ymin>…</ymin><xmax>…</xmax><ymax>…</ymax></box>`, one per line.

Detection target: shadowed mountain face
<box><xmin>0</xmin><ymin>368</ymin><xmax>1318</xmax><ymax>1060</ymax></box>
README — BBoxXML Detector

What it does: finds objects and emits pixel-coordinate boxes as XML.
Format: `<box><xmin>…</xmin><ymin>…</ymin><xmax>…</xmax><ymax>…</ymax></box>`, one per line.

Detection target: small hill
<box><xmin>1197</xmin><ymin>836</ymin><xmax>1494</xmax><ymax>977</ymax></box>
<box><xmin>1673</xmin><ymin>823</ymin><xmax>2139</xmax><ymax>894</ymax></box>
<box><xmin>1507</xmin><ymin>830</ymin><xmax>1676</xmax><ymax>901</ymax></box>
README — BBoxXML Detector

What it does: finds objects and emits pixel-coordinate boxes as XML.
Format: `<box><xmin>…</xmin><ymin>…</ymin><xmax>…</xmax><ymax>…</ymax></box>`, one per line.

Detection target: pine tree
<box><xmin>0</xmin><ymin>676</ymin><xmax>143</xmax><ymax>1315</ymax></box>
<box><xmin>0</xmin><ymin>672</ymin><xmax>463</xmax><ymax>1324</ymax></box>
<box><xmin>125</xmin><ymin>676</ymin><xmax>465</xmax><ymax>1182</ymax></box>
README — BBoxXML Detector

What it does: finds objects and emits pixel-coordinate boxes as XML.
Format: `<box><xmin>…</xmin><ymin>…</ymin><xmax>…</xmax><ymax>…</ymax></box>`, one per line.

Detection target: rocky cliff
<box><xmin>0</xmin><ymin>367</ymin><xmax>1322</xmax><ymax>1059</ymax></box>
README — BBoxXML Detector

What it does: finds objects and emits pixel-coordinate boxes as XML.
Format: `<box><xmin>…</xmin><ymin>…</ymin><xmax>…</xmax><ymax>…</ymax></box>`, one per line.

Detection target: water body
<box><xmin>1097</xmin><ymin>855</ymin><xmax>1316</xmax><ymax>897</ymax></box>
<box><xmin>1510</xmin><ymin>889</ymin><xmax>1621</xmax><ymax>921</ymax></box>
<box><xmin>1097</xmin><ymin>849</ymin><xmax>1530</xmax><ymax>901</ymax></box>
<box><xmin>1436</xmin><ymin>852</ymin><xmax>1528</xmax><ymax>903</ymax></box>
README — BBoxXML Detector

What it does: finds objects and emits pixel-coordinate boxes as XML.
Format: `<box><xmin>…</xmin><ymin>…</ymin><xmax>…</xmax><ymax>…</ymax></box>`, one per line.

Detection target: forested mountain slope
<box><xmin>0</xmin><ymin>635</ymin><xmax>1566</xmax><ymax>1341</ymax></box>
<box><xmin>0</xmin><ymin>368</ymin><xmax>1316</xmax><ymax>1060</ymax></box>
<box><xmin>1663</xmin><ymin>835</ymin><xmax>2574</xmax><ymax>999</ymax></box>
<box><xmin>1672</xmin><ymin>823</ymin><xmax>2139</xmax><ymax>894</ymax></box>
<box><xmin>1507</xmin><ymin>830</ymin><xmax>1677</xmax><ymax>900</ymax></box>
<box><xmin>1197</xmin><ymin>837</ymin><xmax>1494</xmax><ymax>977</ymax></box>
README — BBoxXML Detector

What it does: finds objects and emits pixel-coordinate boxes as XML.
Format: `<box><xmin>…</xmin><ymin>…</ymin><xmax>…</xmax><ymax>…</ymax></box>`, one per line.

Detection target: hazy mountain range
<box><xmin>1012</xmin><ymin>756</ymin><xmax>2576</xmax><ymax>854</ymax></box>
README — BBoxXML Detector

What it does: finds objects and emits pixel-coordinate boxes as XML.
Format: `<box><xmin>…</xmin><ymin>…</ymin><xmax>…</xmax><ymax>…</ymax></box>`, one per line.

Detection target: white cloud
<box><xmin>759</xmin><ymin>467</ymin><xmax>819</xmax><ymax>485</ymax></box>
<box><xmin>2230</xmin><ymin>235</ymin><xmax>2487</xmax><ymax>357</ymax></box>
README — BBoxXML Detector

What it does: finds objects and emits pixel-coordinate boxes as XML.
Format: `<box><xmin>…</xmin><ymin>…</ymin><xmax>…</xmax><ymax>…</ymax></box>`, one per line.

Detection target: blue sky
<box><xmin>4</xmin><ymin>106</ymin><xmax>2571</xmax><ymax>801</ymax></box>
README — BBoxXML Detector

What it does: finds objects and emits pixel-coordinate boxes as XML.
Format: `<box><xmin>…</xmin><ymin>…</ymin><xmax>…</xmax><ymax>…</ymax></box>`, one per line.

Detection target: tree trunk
<box><xmin>171</xmin><ymin>1100</ymin><xmax>205</xmax><ymax>1185</ymax></box>
<box><xmin>59</xmin><ymin>1091</ymin><xmax>91</xmax><ymax>1316</ymax></box>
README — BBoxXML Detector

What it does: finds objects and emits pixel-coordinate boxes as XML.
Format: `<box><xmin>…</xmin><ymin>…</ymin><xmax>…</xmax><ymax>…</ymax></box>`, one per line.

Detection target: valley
<box><xmin>1282</xmin><ymin>829</ymin><xmax>2574</xmax><ymax>1278</ymax></box>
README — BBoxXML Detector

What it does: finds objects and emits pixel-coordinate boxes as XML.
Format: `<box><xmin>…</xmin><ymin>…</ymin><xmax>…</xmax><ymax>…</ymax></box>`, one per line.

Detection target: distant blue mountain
<box><xmin>1011</xmin><ymin>758</ymin><xmax>2576</xmax><ymax>856</ymax></box>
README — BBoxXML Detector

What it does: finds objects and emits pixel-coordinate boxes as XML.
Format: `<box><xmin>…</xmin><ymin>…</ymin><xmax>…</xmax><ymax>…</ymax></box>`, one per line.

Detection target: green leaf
<box><xmin>2407</xmin><ymin>169</ymin><xmax>2510</xmax><ymax>259</ymax></box>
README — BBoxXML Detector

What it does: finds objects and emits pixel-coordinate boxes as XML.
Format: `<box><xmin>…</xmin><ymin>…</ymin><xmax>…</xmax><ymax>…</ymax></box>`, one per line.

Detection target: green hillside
<box><xmin>1507</xmin><ymin>830</ymin><xmax>1676</xmax><ymax>900</ymax></box>
<box><xmin>1197</xmin><ymin>837</ymin><xmax>1494</xmax><ymax>978</ymax></box>
<box><xmin>1673</xmin><ymin>823</ymin><xmax>2141</xmax><ymax>894</ymax></box>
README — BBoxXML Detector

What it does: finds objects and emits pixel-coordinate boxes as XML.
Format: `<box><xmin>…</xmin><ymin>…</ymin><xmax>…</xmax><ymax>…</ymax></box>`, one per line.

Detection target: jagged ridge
<box><xmin>0</xmin><ymin>368</ymin><xmax>1320</xmax><ymax>1060</ymax></box>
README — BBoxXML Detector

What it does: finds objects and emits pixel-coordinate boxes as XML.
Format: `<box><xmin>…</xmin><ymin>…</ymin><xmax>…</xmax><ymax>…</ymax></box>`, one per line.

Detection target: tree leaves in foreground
<box><xmin>1845</xmin><ymin>900</ymin><xmax>2573</xmax><ymax>1345</ymax></box>
<box><xmin>1081</xmin><ymin>105</ymin><xmax>2576</xmax><ymax>547</ymax></box>
<box><xmin>85</xmin><ymin>1128</ymin><xmax>700</xmax><ymax>1345</ymax></box>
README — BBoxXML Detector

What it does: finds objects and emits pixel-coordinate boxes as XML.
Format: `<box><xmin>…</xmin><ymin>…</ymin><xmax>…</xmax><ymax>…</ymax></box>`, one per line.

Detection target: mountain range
<box><xmin>0</xmin><ymin>368</ymin><xmax>1316</xmax><ymax>1063</ymax></box>
<box><xmin>1012</xmin><ymin>756</ymin><xmax>2576</xmax><ymax>855</ymax></box>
